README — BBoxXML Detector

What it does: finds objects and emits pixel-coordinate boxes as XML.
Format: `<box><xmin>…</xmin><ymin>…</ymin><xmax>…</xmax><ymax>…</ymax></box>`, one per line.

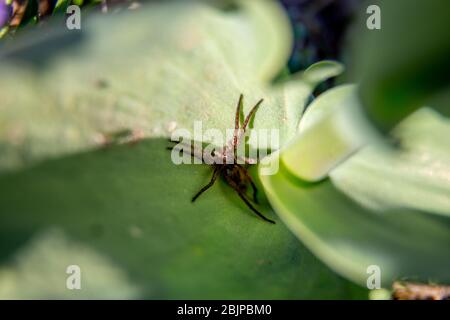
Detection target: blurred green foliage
<box><xmin>349</xmin><ymin>0</ymin><xmax>450</xmax><ymax>132</ymax></box>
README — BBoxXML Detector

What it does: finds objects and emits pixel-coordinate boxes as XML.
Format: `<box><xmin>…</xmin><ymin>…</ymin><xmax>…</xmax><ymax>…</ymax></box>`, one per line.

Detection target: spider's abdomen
<box><xmin>225</xmin><ymin>165</ymin><xmax>247</xmax><ymax>191</ymax></box>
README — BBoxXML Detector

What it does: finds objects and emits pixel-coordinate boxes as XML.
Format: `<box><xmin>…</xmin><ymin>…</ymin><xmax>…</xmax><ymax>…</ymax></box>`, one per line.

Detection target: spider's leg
<box><xmin>192</xmin><ymin>167</ymin><xmax>221</xmax><ymax>202</ymax></box>
<box><xmin>242</xmin><ymin>98</ymin><xmax>263</xmax><ymax>132</ymax></box>
<box><xmin>235</xmin><ymin>94</ymin><xmax>243</xmax><ymax>130</ymax></box>
<box><xmin>237</xmin><ymin>165</ymin><xmax>258</xmax><ymax>204</ymax></box>
<box><xmin>233</xmin><ymin>94</ymin><xmax>244</xmax><ymax>158</ymax></box>
<box><xmin>235</xmin><ymin>98</ymin><xmax>264</xmax><ymax>151</ymax></box>
<box><xmin>224</xmin><ymin>175</ymin><xmax>275</xmax><ymax>224</ymax></box>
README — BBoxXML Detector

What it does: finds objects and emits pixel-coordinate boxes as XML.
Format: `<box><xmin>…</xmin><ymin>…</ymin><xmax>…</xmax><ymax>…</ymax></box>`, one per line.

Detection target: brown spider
<box><xmin>169</xmin><ymin>94</ymin><xmax>275</xmax><ymax>224</ymax></box>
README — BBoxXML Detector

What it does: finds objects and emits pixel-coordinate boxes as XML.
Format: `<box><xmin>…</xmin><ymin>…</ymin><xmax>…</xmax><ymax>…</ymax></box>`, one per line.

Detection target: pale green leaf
<box><xmin>260</xmin><ymin>108</ymin><xmax>450</xmax><ymax>287</ymax></box>
<box><xmin>281</xmin><ymin>85</ymin><xmax>379</xmax><ymax>182</ymax></box>
<box><xmin>0</xmin><ymin>0</ymin><xmax>340</xmax><ymax>173</ymax></box>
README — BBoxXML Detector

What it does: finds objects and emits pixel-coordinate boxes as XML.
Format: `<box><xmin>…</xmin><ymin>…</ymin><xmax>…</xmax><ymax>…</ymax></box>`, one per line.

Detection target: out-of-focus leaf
<box><xmin>53</xmin><ymin>0</ymin><xmax>72</xmax><ymax>14</ymax></box>
<box><xmin>260</xmin><ymin>108</ymin><xmax>450</xmax><ymax>287</ymax></box>
<box><xmin>332</xmin><ymin>108</ymin><xmax>450</xmax><ymax>217</ymax></box>
<box><xmin>0</xmin><ymin>0</ymin><xmax>340</xmax><ymax>173</ymax></box>
<box><xmin>0</xmin><ymin>229</ymin><xmax>142</xmax><ymax>299</ymax></box>
<box><xmin>299</xmin><ymin>60</ymin><xmax>344</xmax><ymax>86</ymax></box>
<box><xmin>349</xmin><ymin>0</ymin><xmax>450</xmax><ymax>132</ymax></box>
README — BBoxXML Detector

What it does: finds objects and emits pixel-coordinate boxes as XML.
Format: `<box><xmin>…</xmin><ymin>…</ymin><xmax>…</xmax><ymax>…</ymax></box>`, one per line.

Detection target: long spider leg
<box><xmin>192</xmin><ymin>167</ymin><xmax>221</xmax><ymax>202</ymax></box>
<box><xmin>224</xmin><ymin>175</ymin><xmax>275</xmax><ymax>224</ymax></box>
<box><xmin>235</xmin><ymin>94</ymin><xmax>243</xmax><ymax>130</ymax></box>
<box><xmin>234</xmin><ymin>98</ymin><xmax>264</xmax><ymax>155</ymax></box>
<box><xmin>233</xmin><ymin>94</ymin><xmax>244</xmax><ymax>158</ymax></box>
<box><xmin>242</xmin><ymin>98</ymin><xmax>263</xmax><ymax>132</ymax></box>
<box><xmin>237</xmin><ymin>165</ymin><xmax>258</xmax><ymax>204</ymax></box>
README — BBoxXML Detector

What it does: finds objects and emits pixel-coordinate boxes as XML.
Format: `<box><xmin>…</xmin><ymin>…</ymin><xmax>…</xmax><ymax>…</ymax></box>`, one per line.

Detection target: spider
<box><xmin>169</xmin><ymin>94</ymin><xmax>275</xmax><ymax>224</ymax></box>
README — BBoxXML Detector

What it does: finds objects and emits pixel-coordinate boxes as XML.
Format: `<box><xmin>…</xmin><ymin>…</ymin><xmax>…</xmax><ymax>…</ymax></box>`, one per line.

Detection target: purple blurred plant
<box><xmin>0</xmin><ymin>0</ymin><xmax>12</xmax><ymax>28</ymax></box>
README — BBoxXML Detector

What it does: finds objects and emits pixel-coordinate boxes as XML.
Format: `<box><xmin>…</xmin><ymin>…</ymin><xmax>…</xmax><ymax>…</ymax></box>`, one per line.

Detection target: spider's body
<box><xmin>224</xmin><ymin>164</ymin><xmax>247</xmax><ymax>190</ymax></box>
<box><xmin>169</xmin><ymin>95</ymin><xmax>275</xmax><ymax>224</ymax></box>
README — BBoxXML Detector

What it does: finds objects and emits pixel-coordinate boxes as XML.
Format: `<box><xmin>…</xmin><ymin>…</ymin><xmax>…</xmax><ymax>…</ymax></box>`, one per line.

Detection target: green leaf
<box><xmin>0</xmin><ymin>139</ymin><xmax>366</xmax><ymax>299</ymax></box>
<box><xmin>53</xmin><ymin>0</ymin><xmax>72</xmax><ymax>14</ymax></box>
<box><xmin>300</xmin><ymin>61</ymin><xmax>344</xmax><ymax>86</ymax></box>
<box><xmin>349</xmin><ymin>0</ymin><xmax>450</xmax><ymax>132</ymax></box>
<box><xmin>280</xmin><ymin>85</ymin><xmax>379</xmax><ymax>181</ymax></box>
<box><xmin>0</xmin><ymin>1</ymin><xmax>362</xmax><ymax>298</ymax></box>
<box><xmin>0</xmin><ymin>229</ymin><xmax>142</xmax><ymax>299</ymax></box>
<box><xmin>260</xmin><ymin>108</ymin><xmax>450</xmax><ymax>287</ymax></box>
<box><xmin>332</xmin><ymin>108</ymin><xmax>450</xmax><ymax>218</ymax></box>
<box><xmin>0</xmin><ymin>0</ymin><xmax>340</xmax><ymax>173</ymax></box>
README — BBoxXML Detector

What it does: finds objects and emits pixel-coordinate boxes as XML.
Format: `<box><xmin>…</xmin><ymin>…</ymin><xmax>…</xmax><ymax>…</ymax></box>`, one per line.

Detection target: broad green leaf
<box><xmin>0</xmin><ymin>0</ymin><xmax>341</xmax><ymax>173</ymax></box>
<box><xmin>0</xmin><ymin>139</ymin><xmax>366</xmax><ymax>299</ymax></box>
<box><xmin>260</xmin><ymin>109</ymin><xmax>450</xmax><ymax>287</ymax></box>
<box><xmin>281</xmin><ymin>85</ymin><xmax>379</xmax><ymax>181</ymax></box>
<box><xmin>0</xmin><ymin>0</ymin><xmax>364</xmax><ymax>299</ymax></box>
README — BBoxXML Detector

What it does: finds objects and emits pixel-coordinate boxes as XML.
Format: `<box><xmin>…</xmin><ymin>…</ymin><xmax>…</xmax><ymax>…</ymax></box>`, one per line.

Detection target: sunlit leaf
<box><xmin>0</xmin><ymin>0</ymin><xmax>340</xmax><ymax>173</ymax></box>
<box><xmin>260</xmin><ymin>108</ymin><xmax>450</xmax><ymax>287</ymax></box>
